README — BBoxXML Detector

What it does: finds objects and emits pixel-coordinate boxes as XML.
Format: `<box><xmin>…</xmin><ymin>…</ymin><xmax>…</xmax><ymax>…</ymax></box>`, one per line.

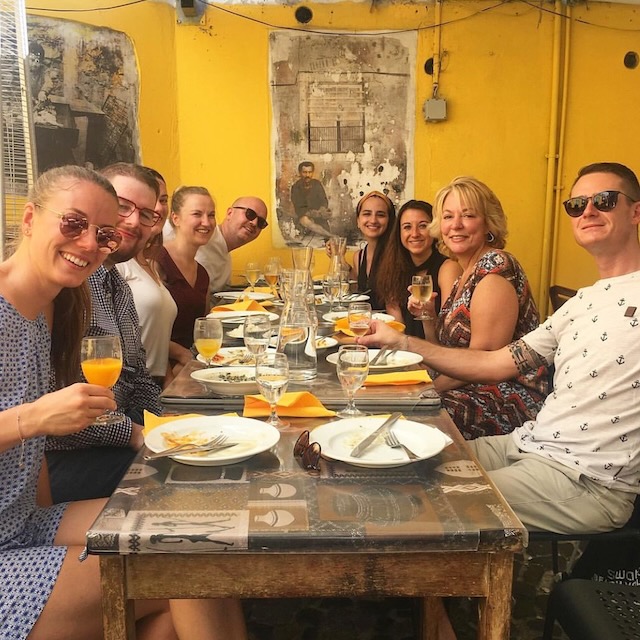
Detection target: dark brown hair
<box><xmin>573</xmin><ymin>162</ymin><xmax>640</xmax><ymax>200</ymax></box>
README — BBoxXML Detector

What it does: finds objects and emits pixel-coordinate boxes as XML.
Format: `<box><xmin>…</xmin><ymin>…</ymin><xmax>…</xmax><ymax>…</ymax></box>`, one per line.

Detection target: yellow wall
<box><xmin>28</xmin><ymin>0</ymin><xmax>640</xmax><ymax>310</ymax></box>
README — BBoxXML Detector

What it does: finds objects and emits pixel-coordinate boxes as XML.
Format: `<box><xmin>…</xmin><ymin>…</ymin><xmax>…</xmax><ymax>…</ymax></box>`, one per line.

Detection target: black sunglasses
<box><xmin>294</xmin><ymin>430</ymin><xmax>322</xmax><ymax>472</ymax></box>
<box><xmin>117</xmin><ymin>196</ymin><xmax>161</xmax><ymax>227</ymax></box>
<box><xmin>38</xmin><ymin>205</ymin><xmax>123</xmax><ymax>254</ymax></box>
<box><xmin>233</xmin><ymin>206</ymin><xmax>268</xmax><ymax>230</ymax></box>
<box><xmin>562</xmin><ymin>190</ymin><xmax>636</xmax><ymax>217</ymax></box>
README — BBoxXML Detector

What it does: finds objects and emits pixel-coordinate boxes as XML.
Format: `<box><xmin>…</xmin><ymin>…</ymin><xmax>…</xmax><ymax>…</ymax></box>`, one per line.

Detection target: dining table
<box><xmin>86</xmin><ymin>291</ymin><xmax>526</xmax><ymax>639</ymax></box>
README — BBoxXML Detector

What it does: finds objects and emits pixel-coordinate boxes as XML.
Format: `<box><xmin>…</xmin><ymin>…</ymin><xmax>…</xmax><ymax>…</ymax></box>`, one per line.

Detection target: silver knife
<box><xmin>369</xmin><ymin>348</ymin><xmax>388</xmax><ymax>366</ymax></box>
<box><xmin>350</xmin><ymin>412</ymin><xmax>402</xmax><ymax>458</ymax></box>
<box><xmin>144</xmin><ymin>442</ymin><xmax>237</xmax><ymax>461</ymax></box>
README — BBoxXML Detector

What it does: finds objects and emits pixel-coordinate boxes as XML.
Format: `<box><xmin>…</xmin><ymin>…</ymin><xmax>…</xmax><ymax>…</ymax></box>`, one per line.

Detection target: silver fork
<box><xmin>385</xmin><ymin>429</ymin><xmax>420</xmax><ymax>461</ymax></box>
<box><xmin>144</xmin><ymin>434</ymin><xmax>230</xmax><ymax>460</ymax></box>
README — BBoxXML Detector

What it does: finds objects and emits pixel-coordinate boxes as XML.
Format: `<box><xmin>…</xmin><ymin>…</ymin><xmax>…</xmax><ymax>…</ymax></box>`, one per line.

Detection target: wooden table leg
<box><xmin>100</xmin><ymin>556</ymin><xmax>136</xmax><ymax>640</ymax></box>
<box><xmin>477</xmin><ymin>552</ymin><xmax>514</xmax><ymax>640</ymax></box>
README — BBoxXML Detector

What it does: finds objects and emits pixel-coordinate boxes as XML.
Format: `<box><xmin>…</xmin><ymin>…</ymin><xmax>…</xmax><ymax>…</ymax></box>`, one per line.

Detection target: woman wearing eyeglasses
<box><xmin>0</xmin><ymin>165</ymin><xmax>247</xmax><ymax>639</ymax></box>
<box><xmin>415</xmin><ymin>176</ymin><xmax>549</xmax><ymax>440</ymax></box>
<box><xmin>158</xmin><ymin>185</ymin><xmax>214</xmax><ymax>375</ymax></box>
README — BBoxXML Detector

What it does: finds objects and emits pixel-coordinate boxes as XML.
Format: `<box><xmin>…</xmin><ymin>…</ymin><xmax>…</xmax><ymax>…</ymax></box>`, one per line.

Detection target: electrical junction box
<box><xmin>423</xmin><ymin>98</ymin><xmax>447</xmax><ymax>122</ymax></box>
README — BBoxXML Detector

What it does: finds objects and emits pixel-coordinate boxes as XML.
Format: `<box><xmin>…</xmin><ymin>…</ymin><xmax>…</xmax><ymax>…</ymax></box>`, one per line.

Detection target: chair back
<box><xmin>549</xmin><ymin>285</ymin><xmax>577</xmax><ymax>312</ymax></box>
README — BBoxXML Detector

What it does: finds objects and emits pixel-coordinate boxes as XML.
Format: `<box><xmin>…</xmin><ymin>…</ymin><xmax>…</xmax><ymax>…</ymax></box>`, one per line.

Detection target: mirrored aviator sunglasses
<box><xmin>59</xmin><ymin>212</ymin><xmax>123</xmax><ymax>253</ymax></box>
<box><xmin>562</xmin><ymin>190</ymin><xmax>628</xmax><ymax>217</ymax></box>
<box><xmin>294</xmin><ymin>430</ymin><xmax>322</xmax><ymax>472</ymax></box>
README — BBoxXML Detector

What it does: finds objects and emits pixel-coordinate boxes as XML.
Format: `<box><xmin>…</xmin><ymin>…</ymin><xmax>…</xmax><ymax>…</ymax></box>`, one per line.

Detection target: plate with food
<box><xmin>207</xmin><ymin>310</ymin><xmax>279</xmax><ymax>324</ymax></box>
<box><xmin>144</xmin><ymin>415</ymin><xmax>280</xmax><ymax>466</ymax></box>
<box><xmin>310</xmin><ymin>416</ymin><xmax>450</xmax><ymax>468</ymax></box>
<box><xmin>322</xmin><ymin>311</ymin><xmax>395</xmax><ymax>323</ymax></box>
<box><xmin>326</xmin><ymin>348</ymin><xmax>422</xmax><ymax>370</ymax></box>
<box><xmin>213</xmin><ymin>291</ymin><xmax>274</xmax><ymax>302</ymax></box>
<box><xmin>190</xmin><ymin>366</ymin><xmax>258</xmax><ymax>395</ymax></box>
<box><xmin>196</xmin><ymin>347</ymin><xmax>275</xmax><ymax>367</ymax></box>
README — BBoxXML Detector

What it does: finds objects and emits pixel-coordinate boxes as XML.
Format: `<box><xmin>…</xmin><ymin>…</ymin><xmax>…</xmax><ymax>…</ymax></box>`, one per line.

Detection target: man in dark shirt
<box><xmin>290</xmin><ymin>161</ymin><xmax>332</xmax><ymax>238</ymax></box>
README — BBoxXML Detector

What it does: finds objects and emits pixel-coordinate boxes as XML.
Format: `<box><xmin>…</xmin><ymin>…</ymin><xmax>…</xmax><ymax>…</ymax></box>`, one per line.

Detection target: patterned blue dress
<box><xmin>0</xmin><ymin>297</ymin><xmax>68</xmax><ymax>638</ymax></box>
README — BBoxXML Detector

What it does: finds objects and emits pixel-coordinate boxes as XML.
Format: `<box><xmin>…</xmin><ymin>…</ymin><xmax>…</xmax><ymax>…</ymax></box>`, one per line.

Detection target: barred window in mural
<box><xmin>270</xmin><ymin>31</ymin><xmax>416</xmax><ymax>249</ymax></box>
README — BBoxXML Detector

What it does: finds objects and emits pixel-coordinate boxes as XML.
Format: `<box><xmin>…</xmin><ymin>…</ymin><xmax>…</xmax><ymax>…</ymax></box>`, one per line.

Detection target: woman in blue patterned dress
<box><xmin>0</xmin><ymin>166</ymin><xmax>246</xmax><ymax>639</ymax></box>
<box><xmin>409</xmin><ymin>176</ymin><xmax>549</xmax><ymax>439</ymax></box>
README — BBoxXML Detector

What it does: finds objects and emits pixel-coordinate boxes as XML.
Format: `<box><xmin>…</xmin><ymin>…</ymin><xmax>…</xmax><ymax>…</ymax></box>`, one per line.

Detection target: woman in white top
<box><xmin>117</xmin><ymin>168</ymin><xmax>177</xmax><ymax>387</ymax></box>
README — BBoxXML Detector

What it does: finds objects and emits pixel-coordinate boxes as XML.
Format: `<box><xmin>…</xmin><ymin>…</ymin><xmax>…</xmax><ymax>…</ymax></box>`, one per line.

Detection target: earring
<box><xmin>487</xmin><ymin>231</ymin><xmax>495</xmax><ymax>243</ymax></box>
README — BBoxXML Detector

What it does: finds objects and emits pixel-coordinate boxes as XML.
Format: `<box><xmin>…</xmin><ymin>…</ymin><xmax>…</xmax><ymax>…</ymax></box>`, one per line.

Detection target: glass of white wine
<box><xmin>243</xmin><ymin>314</ymin><xmax>272</xmax><ymax>356</ymax></box>
<box><xmin>411</xmin><ymin>274</ymin><xmax>434</xmax><ymax>321</ymax></box>
<box><xmin>336</xmin><ymin>344</ymin><xmax>369</xmax><ymax>418</ymax></box>
<box><xmin>263</xmin><ymin>258</ymin><xmax>280</xmax><ymax>297</ymax></box>
<box><xmin>322</xmin><ymin>274</ymin><xmax>340</xmax><ymax>312</ymax></box>
<box><xmin>245</xmin><ymin>261</ymin><xmax>261</xmax><ymax>293</ymax></box>
<box><xmin>348</xmin><ymin>302</ymin><xmax>372</xmax><ymax>337</ymax></box>
<box><xmin>81</xmin><ymin>335</ymin><xmax>123</xmax><ymax>425</ymax></box>
<box><xmin>193</xmin><ymin>317</ymin><xmax>223</xmax><ymax>367</ymax></box>
<box><xmin>255</xmin><ymin>352</ymin><xmax>290</xmax><ymax>428</ymax></box>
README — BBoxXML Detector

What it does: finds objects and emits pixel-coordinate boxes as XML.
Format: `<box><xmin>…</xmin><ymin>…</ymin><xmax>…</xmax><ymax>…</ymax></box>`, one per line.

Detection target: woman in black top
<box><xmin>376</xmin><ymin>199</ymin><xmax>460</xmax><ymax>338</ymax></box>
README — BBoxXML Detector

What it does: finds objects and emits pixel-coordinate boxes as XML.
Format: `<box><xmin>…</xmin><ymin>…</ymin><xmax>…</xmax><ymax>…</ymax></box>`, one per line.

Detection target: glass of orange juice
<box><xmin>193</xmin><ymin>317</ymin><xmax>223</xmax><ymax>367</ymax></box>
<box><xmin>81</xmin><ymin>335</ymin><xmax>123</xmax><ymax>425</ymax></box>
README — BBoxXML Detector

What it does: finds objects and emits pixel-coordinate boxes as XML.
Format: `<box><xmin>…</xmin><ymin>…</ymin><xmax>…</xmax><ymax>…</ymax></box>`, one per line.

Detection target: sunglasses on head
<box><xmin>233</xmin><ymin>206</ymin><xmax>268</xmax><ymax>230</ymax></box>
<box><xmin>562</xmin><ymin>190</ymin><xmax>636</xmax><ymax>217</ymax></box>
<box><xmin>117</xmin><ymin>197</ymin><xmax>161</xmax><ymax>227</ymax></box>
<box><xmin>294</xmin><ymin>430</ymin><xmax>322</xmax><ymax>472</ymax></box>
<box><xmin>37</xmin><ymin>205</ymin><xmax>123</xmax><ymax>254</ymax></box>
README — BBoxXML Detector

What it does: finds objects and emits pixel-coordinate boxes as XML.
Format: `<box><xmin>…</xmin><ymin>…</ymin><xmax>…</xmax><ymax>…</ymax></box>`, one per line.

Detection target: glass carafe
<box><xmin>328</xmin><ymin>236</ymin><xmax>347</xmax><ymax>275</ymax></box>
<box><xmin>276</xmin><ymin>268</ymin><xmax>317</xmax><ymax>380</ymax></box>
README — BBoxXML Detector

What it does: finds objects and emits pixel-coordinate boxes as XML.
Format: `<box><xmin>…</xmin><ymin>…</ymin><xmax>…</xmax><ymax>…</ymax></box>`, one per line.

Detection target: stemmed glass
<box><xmin>243</xmin><ymin>314</ymin><xmax>273</xmax><ymax>357</ymax></box>
<box><xmin>411</xmin><ymin>275</ymin><xmax>434</xmax><ymax>321</ymax></box>
<box><xmin>193</xmin><ymin>317</ymin><xmax>223</xmax><ymax>367</ymax></box>
<box><xmin>245</xmin><ymin>262</ymin><xmax>261</xmax><ymax>293</ymax></box>
<box><xmin>255</xmin><ymin>352</ymin><xmax>290</xmax><ymax>428</ymax></box>
<box><xmin>336</xmin><ymin>344</ymin><xmax>369</xmax><ymax>418</ymax></box>
<box><xmin>263</xmin><ymin>258</ymin><xmax>280</xmax><ymax>298</ymax></box>
<box><xmin>322</xmin><ymin>274</ymin><xmax>340</xmax><ymax>313</ymax></box>
<box><xmin>334</xmin><ymin>266</ymin><xmax>351</xmax><ymax>311</ymax></box>
<box><xmin>81</xmin><ymin>335</ymin><xmax>123</xmax><ymax>425</ymax></box>
<box><xmin>348</xmin><ymin>302</ymin><xmax>372</xmax><ymax>337</ymax></box>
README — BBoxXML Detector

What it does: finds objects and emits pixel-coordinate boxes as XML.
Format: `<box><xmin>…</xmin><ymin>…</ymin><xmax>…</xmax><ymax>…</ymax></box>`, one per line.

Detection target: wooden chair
<box><xmin>549</xmin><ymin>285</ymin><xmax>577</xmax><ymax>311</ymax></box>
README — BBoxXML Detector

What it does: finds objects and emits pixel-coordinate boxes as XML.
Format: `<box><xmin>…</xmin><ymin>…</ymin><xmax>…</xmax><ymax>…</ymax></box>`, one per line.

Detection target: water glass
<box><xmin>336</xmin><ymin>344</ymin><xmax>369</xmax><ymax>417</ymax></box>
<box><xmin>256</xmin><ymin>352</ymin><xmax>290</xmax><ymax>428</ymax></box>
<box><xmin>243</xmin><ymin>314</ymin><xmax>272</xmax><ymax>356</ymax></box>
<box><xmin>348</xmin><ymin>302</ymin><xmax>372</xmax><ymax>337</ymax></box>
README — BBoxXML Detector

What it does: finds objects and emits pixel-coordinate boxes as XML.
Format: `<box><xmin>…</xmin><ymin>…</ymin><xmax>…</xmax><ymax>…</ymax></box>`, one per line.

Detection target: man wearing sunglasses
<box><xmin>169</xmin><ymin>195</ymin><xmax>269</xmax><ymax>302</ymax></box>
<box><xmin>360</xmin><ymin>162</ymin><xmax>640</xmax><ymax>537</ymax></box>
<box><xmin>46</xmin><ymin>163</ymin><xmax>164</xmax><ymax>503</ymax></box>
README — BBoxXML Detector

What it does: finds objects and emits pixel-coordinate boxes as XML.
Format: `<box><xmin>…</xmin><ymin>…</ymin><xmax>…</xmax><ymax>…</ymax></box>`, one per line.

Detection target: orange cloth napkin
<box><xmin>244</xmin><ymin>392</ymin><xmax>335</xmax><ymax>418</ymax></box>
<box><xmin>334</xmin><ymin>317</ymin><xmax>405</xmax><ymax>337</ymax></box>
<box><xmin>244</xmin><ymin>286</ymin><xmax>273</xmax><ymax>295</ymax></box>
<box><xmin>210</xmin><ymin>299</ymin><xmax>268</xmax><ymax>313</ymax></box>
<box><xmin>364</xmin><ymin>370</ymin><xmax>432</xmax><ymax>386</ymax></box>
<box><xmin>143</xmin><ymin>410</ymin><xmax>238</xmax><ymax>435</ymax></box>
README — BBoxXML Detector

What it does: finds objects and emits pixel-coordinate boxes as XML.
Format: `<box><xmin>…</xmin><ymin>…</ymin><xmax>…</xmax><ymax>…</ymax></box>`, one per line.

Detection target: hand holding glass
<box><xmin>245</xmin><ymin>262</ymin><xmax>261</xmax><ymax>292</ymax></box>
<box><xmin>348</xmin><ymin>302</ymin><xmax>372</xmax><ymax>337</ymax></box>
<box><xmin>411</xmin><ymin>275</ymin><xmax>434</xmax><ymax>321</ymax></box>
<box><xmin>336</xmin><ymin>344</ymin><xmax>369</xmax><ymax>417</ymax></box>
<box><xmin>81</xmin><ymin>335</ymin><xmax>123</xmax><ymax>425</ymax></box>
<box><xmin>243</xmin><ymin>314</ymin><xmax>272</xmax><ymax>356</ymax></box>
<box><xmin>193</xmin><ymin>317</ymin><xmax>223</xmax><ymax>366</ymax></box>
<box><xmin>256</xmin><ymin>352</ymin><xmax>290</xmax><ymax>428</ymax></box>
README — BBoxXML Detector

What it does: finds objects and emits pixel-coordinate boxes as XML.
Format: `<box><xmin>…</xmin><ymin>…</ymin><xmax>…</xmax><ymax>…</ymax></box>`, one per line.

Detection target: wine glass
<box><xmin>348</xmin><ymin>302</ymin><xmax>372</xmax><ymax>337</ymax></box>
<box><xmin>263</xmin><ymin>258</ymin><xmax>280</xmax><ymax>297</ymax></box>
<box><xmin>336</xmin><ymin>344</ymin><xmax>369</xmax><ymax>418</ymax></box>
<box><xmin>243</xmin><ymin>314</ymin><xmax>272</xmax><ymax>356</ymax></box>
<box><xmin>193</xmin><ymin>317</ymin><xmax>223</xmax><ymax>367</ymax></box>
<box><xmin>334</xmin><ymin>266</ymin><xmax>351</xmax><ymax>311</ymax></box>
<box><xmin>322</xmin><ymin>274</ymin><xmax>340</xmax><ymax>312</ymax></box>
<box><xmin>411</xmin><ymin>275</ymin><xmax>434</xmax><ymax>320</ymax></box>
<box><xmin>81</xmin><ymin>335</ymin><xmax>123</xmax><ymax>425</ymax></box>
<box><xmin>245</xmin><ymin>262</ymin><xmax>261</xmax><ymax>293</ymax></box>
<box><xmin>255</xmin><ymin>352</ymin><xmax>290</xmax><ymax>428</ymax></box>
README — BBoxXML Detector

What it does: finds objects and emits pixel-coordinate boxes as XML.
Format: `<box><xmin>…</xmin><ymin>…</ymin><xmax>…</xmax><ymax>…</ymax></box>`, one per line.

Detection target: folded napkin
<box><xmin>142</xmin><ymin>410</ymin><xmax>238</xmax><ymax>435</ymax></box>
<box><xmin>334</xmin><ymin>317</ymin><xmax>405</xmax><ymax>337</ymax></box>
<box><xmin>210</xmin><ymin>299</ymin><xmax>268</xmax><ymax>313</ymax></box>
<box><xmin>364</xmin><ymin>370</ymin><xmax>432</xmax><ymax>386</ymax></box>
<box><xmin>244</xmin><ymin>391</ymin><xmax>335</xmax><ymax>418</ymax></box>
<box><xmin>244</xmin><ymin>286</ymin><xmax>273</xmax><ymax>295</ymax></box>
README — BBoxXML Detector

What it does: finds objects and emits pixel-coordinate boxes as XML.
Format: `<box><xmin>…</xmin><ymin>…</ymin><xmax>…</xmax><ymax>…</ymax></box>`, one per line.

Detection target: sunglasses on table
<box><xmin>294</xmin><ymin>430</ymin><xmax>322</xmax><ymax>472</ymax></box>
<box><xmin>117</xmin><ymin>197</ymin><xmax>161</xmax><ymax>227</ymax></box>
<box><xmin>562</xmin><ymin>190</ymin><xmax>636</xmax><ymax>217</ymax></box>
<box><xmin>37</xmin><ymin>205</ymin><xmax>123</xmax><ymax>254</ymax></box>
<box><xmin>233</xmin><ymin>206</ymin><xmax>268</xmax><ymax>230</ymax></box>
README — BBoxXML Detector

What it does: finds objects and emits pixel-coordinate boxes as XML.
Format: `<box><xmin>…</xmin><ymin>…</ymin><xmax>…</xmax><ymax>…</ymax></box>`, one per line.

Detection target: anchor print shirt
<box><xmin>513</xmin><ymin>271</ymin><xmax>640</xmax><ymax>492</ymax></box>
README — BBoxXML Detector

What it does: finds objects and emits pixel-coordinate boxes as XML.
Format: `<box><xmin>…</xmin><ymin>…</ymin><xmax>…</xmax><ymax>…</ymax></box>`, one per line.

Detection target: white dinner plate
<box><xmin>316</xmin><ymin>294</ymin><xmax>370</xmax><ymax>305</ymax></box>
<box><xmin>196</xmin><ymin>347</ymin><xmax>276</xmax><ymax>367</ymax></box>
<box><xmin>214</xmin><ymin>291</ymin><xmax>275</xmax><ymax>302</ymax></box>
<box><xmin>227</xmin><ymin>326</ymin><xmax>244</xmax><ymax>339</ymax></box>
<box><xmin>208</xmin><ymin>310</ymin><xmax>279</xmax><ymax>324</ymax></box>
<box><xmin>322</xmin><ymin>311</ymin><xmax>394</xmax><ymax>323</ymax></box>
<box><xmin>268</xmin><ymin>335</ymin><xmax>338</xmax><ymax>350</ymax></box>
<box><xmin>311</xmin><ymin>416</ymin><xmax>450</xmax><ymax>468</ymax></box>
<box><xmin>326</xmin><ymin>349</ymin><xmax>423</xmax><ymax>371</ymax></box>
<box><xmin>190</xmin><ymin>366</ymin><xmax>258</xmax><ymax>395</ymax></box>
<box><xmin>144</xmin><ymin>415</ymin><xmax>280</xmax><ymax>466</ymax></box>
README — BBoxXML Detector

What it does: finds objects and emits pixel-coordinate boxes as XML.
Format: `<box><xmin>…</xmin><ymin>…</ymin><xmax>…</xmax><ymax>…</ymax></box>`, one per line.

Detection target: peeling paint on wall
<box><xmin>270</xmin><ymin>31</ymin><xmax>416</xmax><ymax>248</ymax></box>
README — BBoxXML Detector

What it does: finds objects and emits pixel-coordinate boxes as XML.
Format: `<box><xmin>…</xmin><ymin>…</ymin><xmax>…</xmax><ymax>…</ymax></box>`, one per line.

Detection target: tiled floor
<box><xmin>244</xmin><ymin>540</ymin><xmax>577</xmax><ymax>639</ymax></box>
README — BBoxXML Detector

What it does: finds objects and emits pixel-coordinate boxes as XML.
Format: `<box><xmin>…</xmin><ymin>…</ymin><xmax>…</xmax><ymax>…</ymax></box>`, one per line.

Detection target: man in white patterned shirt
<box><xmin>46</xmin><ymin>163</ymin><xmax>163</xmax><ymax>502</ymax></box>
<box><xmin>360</xmin><ymin>162</ymin><xmax>640</xmax><ymax>535</ymax></box>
